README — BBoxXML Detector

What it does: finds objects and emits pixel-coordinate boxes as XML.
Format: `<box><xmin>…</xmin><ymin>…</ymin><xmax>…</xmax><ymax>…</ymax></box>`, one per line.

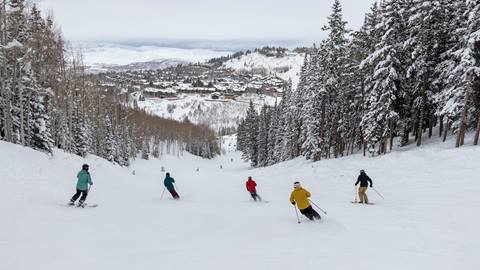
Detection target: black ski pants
<box><xmin>300</xmin><ymin>206</ymin><xmax>321</xmax><ymax>220</ymax></box>
<box><xmin>168</xmin><ymin>188</ymin><xmax>180</xmax><ymax>199</ymax></box>
<box><xmin>71</xmin><ymin>189</ymin><xmax>88</xmax><ymax>202</ymax></box>
<box><xmin>250</xmin><ymin>192</ymin><xmax>262</xmax><ymax>202</ymax></box>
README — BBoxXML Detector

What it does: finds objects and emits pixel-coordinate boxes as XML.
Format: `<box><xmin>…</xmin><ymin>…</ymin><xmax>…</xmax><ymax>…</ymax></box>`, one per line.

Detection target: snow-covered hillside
<box><xmin>136</xmin><ymin>93</ymin><xmax>278</xmax><ymax>129</ymax></box>
<box><xmin>224</xmin><ymin>51</ymin><xmax>304</xmax><ymax>89</ymax></box>
<box><xmin>1</xmin><ymin>136</ymin><xmax>479</xmax><ymax>270</ymax></box>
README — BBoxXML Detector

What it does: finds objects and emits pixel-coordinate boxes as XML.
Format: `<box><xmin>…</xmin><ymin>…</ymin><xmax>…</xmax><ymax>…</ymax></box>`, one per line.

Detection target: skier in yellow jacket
<box><xmin>289</xmin><ymin>181</ymin><xmax>321</xmax><ymax>220</ymax></box>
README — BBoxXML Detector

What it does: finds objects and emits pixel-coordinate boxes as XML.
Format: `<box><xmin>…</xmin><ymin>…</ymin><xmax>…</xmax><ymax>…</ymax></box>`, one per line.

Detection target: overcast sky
<box><xmin>38</xmin><ymin>0</ymin><xmax>377</xmax><ymax>46</ymax></box>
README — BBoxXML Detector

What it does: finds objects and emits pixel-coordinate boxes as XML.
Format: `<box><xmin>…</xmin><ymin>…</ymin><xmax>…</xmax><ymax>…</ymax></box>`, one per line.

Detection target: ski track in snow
<box><xmin>1</xmin><ymin>140</ymin><xmax>479</xmax><ymax>270</ymax></box>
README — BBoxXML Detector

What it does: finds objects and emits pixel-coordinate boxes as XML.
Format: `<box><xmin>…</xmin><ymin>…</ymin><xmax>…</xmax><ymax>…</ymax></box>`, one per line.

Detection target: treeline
<box><xmin>0</xmin><ymin>0</ymin><xmax>219</xmax><ymax>165</ymax></box>
<box><xmin>207</xmin><ymin>46</ymin><xmax>290</xmax><ymax>66</ymax></box>
<box><xmin>237</xmin><ymin>0</ymin><xmax>480</xmax><ymax>167</ymax></box>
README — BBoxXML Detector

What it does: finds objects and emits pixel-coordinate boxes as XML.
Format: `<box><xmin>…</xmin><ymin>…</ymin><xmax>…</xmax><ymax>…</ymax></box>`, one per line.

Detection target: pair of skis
<box><xmin>66</xmin><ymin>203</ymin><xmax>98</xmax><ymax>208</ymax></box>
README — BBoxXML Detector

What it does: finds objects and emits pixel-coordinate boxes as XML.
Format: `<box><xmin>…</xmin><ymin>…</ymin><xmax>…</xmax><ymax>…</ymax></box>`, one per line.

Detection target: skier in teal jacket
<box><xmin>69</xmin><ymin>164</ymin><xmax>93</xmax><ymax>207</ymax></box>
<box><xmin>164</xmin><ymin>172</ymin><xmax>180</xmax><ymax>199</ymax></box>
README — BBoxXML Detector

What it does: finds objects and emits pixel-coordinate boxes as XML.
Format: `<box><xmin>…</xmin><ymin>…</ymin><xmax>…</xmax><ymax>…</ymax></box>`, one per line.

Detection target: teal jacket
<box><xmin>76</xmin><ymin>170</ymin><xmax>93</xmax><ymax>191</ymax></box>
<box><xmin>164</xmin><ymin>176</ymin><xmax>175</xmax><ymax>190</ymax></box>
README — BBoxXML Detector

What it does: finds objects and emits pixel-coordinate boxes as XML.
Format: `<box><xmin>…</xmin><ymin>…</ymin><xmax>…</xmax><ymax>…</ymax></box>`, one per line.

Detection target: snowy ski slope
<box><xmin>1</xmin><ymin>138</ymin><xmax>479</xmax><ymax>270</ymax></box>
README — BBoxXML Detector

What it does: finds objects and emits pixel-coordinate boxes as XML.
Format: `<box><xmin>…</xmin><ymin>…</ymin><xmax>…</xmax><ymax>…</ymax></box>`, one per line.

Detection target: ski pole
<box><xmin>85</xmin><ymin>185</ymin><xmax>92</xmax><ymax>203</ymax></box>
<box><xmin>372</xmin><ymin>187</ymin><xmax>384</xmax><ymax>199</ymax></box>
<box><xmin>293</xmin><ymin>204</ymin><xmax>301</xmax><ymax>224</ymax></box>
<box><xmin>309</xmin><ymin>199</ymin><xmax>327</xmax><ymax>215</ymax></box>
<box><xmin>160</xmin><ymin>187</ymin><xmax>166</xmax><ymax>200</ymax></box>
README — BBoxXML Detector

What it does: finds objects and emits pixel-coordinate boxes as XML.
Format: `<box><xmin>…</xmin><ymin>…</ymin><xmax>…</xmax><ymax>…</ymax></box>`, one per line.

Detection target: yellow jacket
<box><xmin>290</xmin><ymin>187</ymin><xmax>311</xmax><ymax>210</ymax></box>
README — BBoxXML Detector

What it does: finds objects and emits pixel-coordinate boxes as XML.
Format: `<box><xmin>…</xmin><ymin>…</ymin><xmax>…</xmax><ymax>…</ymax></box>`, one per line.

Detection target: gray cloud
<box><xmin>39</xmin><ymin>0</ymin><xmax>377</xmax><ymax>45</ymax></box>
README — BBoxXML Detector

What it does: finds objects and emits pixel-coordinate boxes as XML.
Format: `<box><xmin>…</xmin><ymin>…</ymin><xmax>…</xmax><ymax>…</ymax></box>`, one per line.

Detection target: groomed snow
<box><xmin>1</xmin><ymin>137</ymin><xmax>479</xmax><ymax>270</ymax></box>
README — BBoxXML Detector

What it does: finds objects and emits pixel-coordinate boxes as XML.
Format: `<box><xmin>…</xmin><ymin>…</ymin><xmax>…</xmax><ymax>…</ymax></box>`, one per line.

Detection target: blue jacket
<box><xmin>164</xmin><ymin>176</ymin><xmax>175</xmax><ymax>190</ymax></box>
<box><xmin>76</xmin><ymin>170</ymin><xmax>93</xmax><ymax>191</ymax></box>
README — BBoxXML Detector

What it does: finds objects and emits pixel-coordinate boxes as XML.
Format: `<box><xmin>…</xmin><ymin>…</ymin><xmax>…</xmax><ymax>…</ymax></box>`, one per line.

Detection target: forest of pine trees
<box><xmin>0</xmin><ymin>0</ymin><xmax>219</xmax><ymax>165</ymax></box>
<box><xmin>237</xmin><ymin>0</ymin><xmax>480</xmax><ymax>167</ymax></box>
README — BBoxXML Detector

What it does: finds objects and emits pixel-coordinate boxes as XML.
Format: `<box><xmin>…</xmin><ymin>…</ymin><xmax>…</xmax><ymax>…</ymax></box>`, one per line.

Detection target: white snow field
<box><xmin>1</xmin><ymin>139</ymin><xmax>479</xmax><ymax>270</ymax></box>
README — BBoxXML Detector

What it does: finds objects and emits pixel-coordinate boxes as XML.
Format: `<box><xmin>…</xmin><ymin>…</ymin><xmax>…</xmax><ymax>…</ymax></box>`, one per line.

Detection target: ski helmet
<box><xmin>82</xmin><ymin>164</ymin><xmax>89</xmax><ymax>170</ymax></box>
<box><xmin>360</xmin><ymin>169</ymin><xmax>365</xmax><ymax>173</ymax></box>
<box><xmin>293</xmin><ymin>181</ymin><xmax>301</xmax><ymax>188</ymax></box>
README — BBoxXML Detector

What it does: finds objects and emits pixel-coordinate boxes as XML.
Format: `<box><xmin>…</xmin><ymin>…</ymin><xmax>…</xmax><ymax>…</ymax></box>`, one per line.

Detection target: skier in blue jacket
<box><xmin>69</xmin><ymin>164</ymin><xmax>93</xmax><ymax>207</ymax></box>
<box><xmin>164</xmin><ymin>172</ymin><xmax>180</xmax><ymax>199</ymax></box>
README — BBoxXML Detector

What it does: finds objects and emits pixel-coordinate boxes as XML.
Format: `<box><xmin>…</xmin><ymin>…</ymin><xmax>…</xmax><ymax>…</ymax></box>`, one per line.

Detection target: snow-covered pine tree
<box><xmin>282</xmin><ymin>80</ymin><xmax>303</xmax><ymax>160</ymax></box>
<box><xmin>347</xmin><ymin>2</ymin><xmax>382</xmax><ymax>154</ymax></box>
<box><xmin>266</xmin><ymin>101</ymin><xmax>279</xmax><ymax>165</ymax></box>
<box><xmin>256</xmin><ymin>104</ymin><xmax>271</xmax><ymax>167</ymax></box>
<box><xmin>360</xmin><ymin>0</ymin><xmax>408</xmax><ymax>155</ymax></box>
<box><xmin>103</xmin><ymin>115</ymin><xmax>117</xmax><ymax>162</ymax></box>
<box><xmin>241</xmin><ymin>101</ymin><xmax>259</xmax><ymax>167</ymax></box>
<box><xmin>458</xmin><ymin>0</ymin><xmax>480</xmax><ymax>146</ymax></box>
<box><xmin>0</xmin><ymin>0</ymin><xmax>7</xmax><ymax>141</ymax></box>
<box><xmin>405</xmin><ymin>0</ymin><xmax>448</xmax><ymax>146</ymax></box>
<box><xmin>301</xmin><ymin>48</ymin><xmax>328</xmax><ymax>161</ymax></box>
<box><xmin>321</xmin><ymin>0</ymin><xmax>350</xmax><ymax>158</ymax></box>
<box><xmin>26</xmin><ymin>69</ymin><xmax>53</xmax><ymax>152</ymax></box>
<box><xmin>272</xmin><ymin>83</ymin><xmax>291</xmax><ymax>162</ymax></box>
<box><xmin>467</xmin><ymin>0</ymin><xmax>480</xmax><ymax>145</ymax></box>
<box><xmin>72</xmin><ymin>90</ymin><xmax>90</xmax><ymax>157</ymax></box>
<box><xmin>434</xmin><ymin>1</ymin><xmax>469</xmax><ymax>143</ymax></box>
<box><xmin>141</xmin><ymin>136</ymin><xmax>150</xmax><ymax>160</ymax></box>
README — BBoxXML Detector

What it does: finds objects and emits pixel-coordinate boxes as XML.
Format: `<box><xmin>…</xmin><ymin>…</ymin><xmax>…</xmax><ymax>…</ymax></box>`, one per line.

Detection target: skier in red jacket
<box><xmin>246</xmin><ymin>176</ymin><xmax>262</xmax><ymax>202</ymax></box>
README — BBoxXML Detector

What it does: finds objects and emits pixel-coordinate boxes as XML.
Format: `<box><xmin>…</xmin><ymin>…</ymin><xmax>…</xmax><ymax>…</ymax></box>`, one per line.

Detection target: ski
<box><xmin>350</xmin><ymin>201</ymin><xmax>375</xmax><ymax>205</ymax></box>
<box><xmin>65</xmin><ymin>203</ymin><xmax>98</xmax><ymax>208</ymax></box>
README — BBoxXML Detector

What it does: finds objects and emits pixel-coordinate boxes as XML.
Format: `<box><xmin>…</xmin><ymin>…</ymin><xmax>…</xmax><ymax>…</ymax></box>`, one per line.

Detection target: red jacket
<box><xmin>246</xmin><ymin>179</ymin><xmax>257</xmax><ymax>192</ymax></box>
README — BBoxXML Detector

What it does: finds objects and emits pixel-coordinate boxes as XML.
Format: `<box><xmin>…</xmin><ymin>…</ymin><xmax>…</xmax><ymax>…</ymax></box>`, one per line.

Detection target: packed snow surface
<box><xmin>1</xmin><ymin>138</ymin><xmax>479</xmax><ymax>270</ymax></box>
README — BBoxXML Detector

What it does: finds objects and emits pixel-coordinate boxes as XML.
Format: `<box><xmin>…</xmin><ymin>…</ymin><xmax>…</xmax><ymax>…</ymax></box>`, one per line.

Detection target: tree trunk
<box><xmin>439</xmin><ymin>116</ymin><xmax>444</xmax><ymax>137</ymax></box>
<box><xmin>428</xmin><ymin>117</ymin><xmax>433</xmax><ymax>138</ymax></box>
<box><xmin>474</xmin><ymin>112</ymin><xmax>480</xmax><ymax>145</ymax></box>
<box><xmin>363</xmin><ymin>140</ymin><xmax>366</xmax><ymax>157</ymax></box>
<box><xmin>417</xmin><ymin>73</ymin><xmax>429</xmax><ymax>147</ymax></box>
<box><xmin>456</xmin><ymin>71</ymin><xmax>473</xmax><ymax>147</ymax></box>
<box><xmin>443</xmin><ymin>121</ymin><xmax>450</xmax><ymax>142</ymax></box>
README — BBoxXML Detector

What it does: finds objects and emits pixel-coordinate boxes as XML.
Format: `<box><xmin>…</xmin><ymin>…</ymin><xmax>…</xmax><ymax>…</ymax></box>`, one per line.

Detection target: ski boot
<box><xmin>77</xmin><ymin>201</ymin><xmax>86</xmax><ymax>208</ymax></box>
<box><xmin>68</xmin><ymin>200</ymin><xmax>75</xmax><ymax>206</ymax></box>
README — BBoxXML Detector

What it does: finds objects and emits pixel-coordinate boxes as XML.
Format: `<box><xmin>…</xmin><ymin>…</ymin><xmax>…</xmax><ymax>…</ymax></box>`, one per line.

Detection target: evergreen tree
<box><xmin>360</xmin><ymin>0</ymin><xmax>407</xmax><ymax>155</ymax></box>
<box><xmin>241</xmin><ymin>101</ymin><xmax>259</xmax><ymax>167</ymax></box>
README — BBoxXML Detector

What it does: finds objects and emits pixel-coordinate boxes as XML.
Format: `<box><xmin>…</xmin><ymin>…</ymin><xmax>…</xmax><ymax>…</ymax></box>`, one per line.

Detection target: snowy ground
<box><xmin>1</xmin><ymin>138</ymin><xmax>479</xmax><ymax>270</ymax></box>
